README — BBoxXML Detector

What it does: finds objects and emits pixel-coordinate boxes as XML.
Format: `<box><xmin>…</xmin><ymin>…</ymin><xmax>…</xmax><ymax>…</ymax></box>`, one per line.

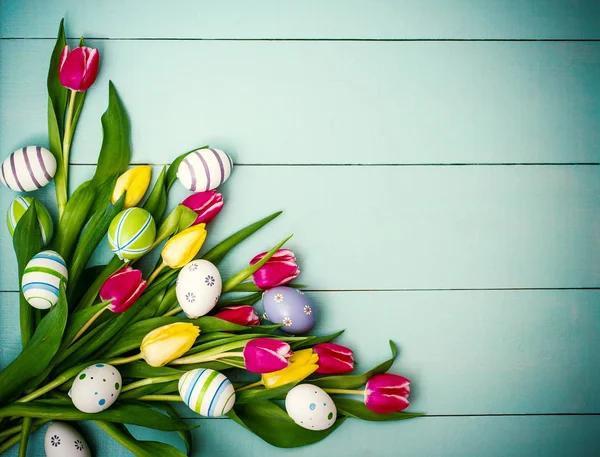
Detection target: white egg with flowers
<box><xmin>176</xmin><ymin>259</ymin><xmax>222</xmax><ymax>318</ymax></box>
<box><xmin>285</xmin><ymin>384</ymin><xmax>337</xmax><ymax>431</ymax></box>
<box><xmin>44</xmin><ymin>421</ymin><xmax>90</xmax><ymax>457</ymax></box>
<box><xmin>69</xmin><ymin>363</ymin><xmax>122</xmax><ymax>413</ymax></box>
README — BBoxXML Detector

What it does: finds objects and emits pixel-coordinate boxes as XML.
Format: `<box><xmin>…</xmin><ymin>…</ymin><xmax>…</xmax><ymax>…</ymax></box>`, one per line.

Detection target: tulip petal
<box><xmin>252</xmin><ymin>260</ymin><xmax>300</xmax><ymax>289</ymax></box>
<box><xmin>214</xmin><ymin>305</ymin><xmax>260</xmax><ymax>326</ymax></box>
<box><xmin>108</xmin><ymin>279</ymin><xmax>147</xmax><ymax>313</ymax></box>
<box><xmin>243</xmin><ymin>339</ymin><xmax>292</xmax><ymax>373</ymax></box>
<box><xmin>364</xmin><ymin>373</ymin><xmax>411</xmax><ymax>414</ymax></box>
<box><xmin>250</xmin><ymin>249</ymin><xmax>296</xmax><ymax>265</ymax></box>
<box><xmin>181</xmin><ymin>191</ymin><xmax>224</xmax><ymax>225</ymax></box>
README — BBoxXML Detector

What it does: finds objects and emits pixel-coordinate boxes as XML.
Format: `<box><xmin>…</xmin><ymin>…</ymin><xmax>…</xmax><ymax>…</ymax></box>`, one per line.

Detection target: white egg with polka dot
<box><xmin>69</xmin><ymin>363</ymin><xmax>122</xmax><ymax>413</ymax></box>
<box><xmin>285</xmin><ymin>383</ymin><xmax>337</xmax><ymax>431</ymax></box>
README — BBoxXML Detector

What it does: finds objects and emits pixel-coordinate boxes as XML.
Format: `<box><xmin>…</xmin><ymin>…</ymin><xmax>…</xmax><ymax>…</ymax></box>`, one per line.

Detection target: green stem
<box><xmin>71</xmin><ymin>302</ymin><xmax>111</xmax><ymax>344</ymax></box>
<box><xmin>108</xmin><ymin>353</ymin><xmax>143</xmax><ymax>365</ymax></box>
<box><xmin>121</xmin><ymin>374</ymin><xmax>183</xmax><ymax>393</ymax></box>
<box><xmin>235</xmin><ymin>380</ymin><xmax>263</xmax><ymax>392</ymax></box>
<box><xmin>0</xmin><ymin>420</ymin><xmax>47</xmax><ymax>455</ymax></box>
<box><xmin>323</xmin><ymin>388</ymin><xmax>365</xmax><ymax>395</ymax></box>
<box><xmin>16</xmin><ymin>363</ymin><xmax>88</xmax><ymax>403</ymax></box>
<box><xmin>58</xmin><ymin>89</ymin><xmax>77</xmax><ymax>219</ymax></box>
<box><xmin>163</xmin><ymin>305</ymin><xmax>182</xmax><ymax>317</ymax></box>
<box><xmin>146</xmin><ymin>262</ymin><xmax>167</xmax><ymax>286</ymax></box>
<box><xmin>17</xmin><ymin>418</ymin><xmax>31</xmax><ymax>457</ymax></box>
<box><xmin>170</xmin><ymin>340</ymin><xmax>252</xmax><ymax>365</ymax></box>
<box><xmin>137</xmin><ymin>395</ymin><xmax>182</xmax><ymax>402</ymax></box>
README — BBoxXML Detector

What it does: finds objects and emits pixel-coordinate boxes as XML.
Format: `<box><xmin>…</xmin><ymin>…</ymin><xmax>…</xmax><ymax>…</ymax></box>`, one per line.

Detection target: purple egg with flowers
<box><xmin>262</xmin><ymin>286</ymin><xmax>316</xmax><ymax>334</ymax></box>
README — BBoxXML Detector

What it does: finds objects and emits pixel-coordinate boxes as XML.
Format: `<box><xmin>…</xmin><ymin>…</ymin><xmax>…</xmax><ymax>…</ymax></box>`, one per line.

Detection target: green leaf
<box><xmin>12</xmin><ymin>204</ymin><xmax>43</xmax><ymax>346</ymax></box>
<box><xmin>143</xmin><ymin>166</ymin><xmax>168</xmax><ymax>221</ymax></box>
<box><xmin>152</xmin><ymin>205</ymin><xmax>198</xmax><ymax>250</ymax></box>
<box><xmin>334</xmin><ymin>399</ymin><xmax>423</xmax><ymax>422</ymax></box>
<box><xmin>62</xmin><ymin>302</ymin><xmax>108</xmax><ymax>344</ymax></box>
<box><xmin>214</xmin><ymin>292</ymin><xmax>262</xmax><ymax>310</ymax></box>
<box><xmin>292</xmin><ymin>330</ymin><xmax>345</xmax><ymax>350</ymax></box>
<box><xmin>95</xmin><ymin>421</ymin><xmax>187</xmax><ymax>457</ymax></box>
<box><xmin>119</xmin><ymin>362</ymin><xmax>183</xmax><ymax>379</ymax></box>
<box><xmin>312</xmin><ymin>341</ymin><xmax>398</xmax><ymax>390</ymax></box>
<box><xmin>229</xmin><ymin>400</ymin><xmax>346</xmax><ymax>448</ymax></box>
<box><xmin>166</xmin><ymin>145</ymin><xmax>208</xmax><ymax>192</ymax></box>
<box><xmin>0</xmin><ymin>403</ymin><xmax>191</xmax><ymax>431</ymax></box>
<box><xmin>229</xmin><ymin>282</ymin><xmax>305</xmax><ymax>293</ymax></box>
<box><xmin>156</xmin><ymin>286</ymin><xmax>177</xmax><ymax>316</ymax></box>
<box><xmin>157</xmin><ymin>403</ymin><xmax>193</xmax><ymax>456</ymax></box>
<box><xmin>235</xmin><ymin>382</ymin><xmax>299</xmax><ymax>405</ymax></box>
<box><xmin>47</xmin><ymin>19</ymin><xmax>67</xmax><ymax>142</ymax></box>
<box><xmin>202</xmin><ymin>211</ymin><xmax>282</xmax><ymax>265</ymax></box>
<box><xmin>0</xmin><ymin>286</ymin><xmax>68</xmax><ymax>406</ymax></box>
<box><xmin>74</xmin><ymin>256</ymin><xmax>124</xmax><ymax>311</ymax></box>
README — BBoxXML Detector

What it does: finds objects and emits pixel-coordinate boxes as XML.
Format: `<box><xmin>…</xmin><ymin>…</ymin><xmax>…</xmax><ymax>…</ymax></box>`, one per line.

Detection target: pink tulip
<box><xmin>249</xmin><ymin>249</ymin><xmax>300</xmax><ymax>290</ymax></box>
<box><xmin>181</xmin><ymin>191</ymin><xmax>224</xmax><ymax>225</ymax></box>
<box><xmin>364</xmin><ymin>374</ymin><xmax>411</xmax><ymax>414</ymax></box>
<box><xmin>99</xmin><ymin>267</ymin><xmax>147</xmax><ymax>313</ymax></box>
<box><xmin>313</xmin><ymin>343</ymin><xmax>354</xmax><ymax>374</ymax></box>
<box><xmin>214</xmin><ymin>305</ymin><xmax>260</xmax><ymax>326</ymax></box>
<box><xmin>59</xmin><ymin>45</ymin><xmax>100</xmax><ymax>92</ymax></box>
<box><xmin>243</xmin><ymin>338</ymin><xmax>292</xmax><ymax>373</ymax></box>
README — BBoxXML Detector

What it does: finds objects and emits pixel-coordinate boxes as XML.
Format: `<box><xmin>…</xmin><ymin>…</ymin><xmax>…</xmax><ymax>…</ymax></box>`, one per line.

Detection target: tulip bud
<box><xmin>313</xmin><ymin>343</ymin><xmax>354</xmax><ymax>375</ymax></box>
<box><xmin>181</xmin><ymin>191</ymin><xmax>224</xmax><ymax>225</ymax></box>
<box><xmin>249</xmin><ymin>249</ymin><xmax>300</xmax><ymax>290</ymax></box>
<box><xmin>364</xmin><ymin>373</ymin><xmax>411</xmax><ymax>414</ymax></box>
<box><xmin>111</xmin><ymin>165</ymin><xmax>152</xmax><ymax>209</ymax></box>
<box><xmin>243</xmin><ymin>338</ymin><xmax>292</xmax><ymax>374</ymax></box>
<box><xmin>140</xmin><ymin>322</ymin><xmax>200</xmax><ymax>367</ymax></box>
<box><xmin>214</xmin><ymin>306</ymin><xmax>260</xmax><ymax>326</ymax></box>
<box><xmin>261</xmin><ymin>348</ymin><xmax>319</xmax><ymax>389</ymax></box>
<box><xmin>59</xmin><ymin>45</ymin><xmax>100</xmax><ymax>92</ymax></box>
<box><xmin>161</xmin><ymin>224</ymin><xmax>207</xmax><ymax>268</ymax></box>
<box><xmin>99</xmin><ymin>267</ymin><xmax>147</xmax><ymax>313</ymax></box>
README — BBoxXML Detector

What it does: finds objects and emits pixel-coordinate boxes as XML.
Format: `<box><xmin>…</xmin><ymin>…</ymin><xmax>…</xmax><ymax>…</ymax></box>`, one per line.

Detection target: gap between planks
<box><xmin>2</xmin><ymin>37</ymin><xmax>600</xmax><ymax>42</ymax></box>
<box><xmin>70</xmin><ymin>163</ymin><xmax>600</xmax><ymax>167</ymax></box>
<box><xmin>180</xmin><ymin>413</ymin><xmax>600</xmax><ymax>420</ymax></box>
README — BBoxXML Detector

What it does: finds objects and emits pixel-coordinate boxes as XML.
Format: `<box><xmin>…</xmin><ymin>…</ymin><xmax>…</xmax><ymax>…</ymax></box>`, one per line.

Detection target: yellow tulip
<box><xmin>262</xmin><ymin>349</ymin><xmax>319</xmax><ymax>389</ymax></box>
<box><xmin>160</xmin><ymin>223</ymin><xmax>207</xmax><ymax>268</ymax></box>
<box><xmin>112</xmin><ymin>165</ymin><xmax>152</xmax><ymax>208</ymax></box>
<box><xmin>140</xmin><ymin>322</ymin><xmax>200</xmax><ymax>367</ymax></box>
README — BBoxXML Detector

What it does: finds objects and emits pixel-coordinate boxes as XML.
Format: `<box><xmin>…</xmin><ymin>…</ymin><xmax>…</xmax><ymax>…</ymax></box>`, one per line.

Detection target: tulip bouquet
<box><xmin>0</xmin><ymin>20</ymin><xmax>420</xmax><ymax>457</ymax></box>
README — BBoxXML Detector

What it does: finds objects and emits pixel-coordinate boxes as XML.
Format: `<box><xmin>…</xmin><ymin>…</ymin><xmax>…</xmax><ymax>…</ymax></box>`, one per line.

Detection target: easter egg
<box><xmin>285</xmin><ymin>384</ymin><xmax>337</xmax><ymax>431</ymax></box>
<box><xmin>69</xmin><ymin>363</ymin><xmax>122</xmax><ymax>413</ymax></box>
<box><xmin>176</xmin><ymin>260</ymin><xmax>222</xmax><ymax>318</ymax></box>
<box><xmin>45</xmin><ymin>422</ymin><xmax>91</xmax><ymax>457</ymax></box>
<box><xmin>262</xmin><ymin>286</ymin><xmax>315</xmax><ymax>334</ymax></box>
<box><xmin>178</xmin><ymin>368</ymin><xmax>235</xmax><ymax>417</ymax></box>
<box><xmin>22</xmin><ymin>250</ymin><xmax>68</xmax><ymax>309</ymax></box>
<box><xmin>107</xmin><ymin>207</ymin><xmax>156</xmax><ymax>261</ymax></box>
<box><xmin>7</xmin><ymin>196</ymin><xmax>54</xmax><ymax>245</ymax></box>
<box><xmin>0</xmin><ymin>146</ymin><xmax>57</xmax><ymax>192</ymax></box>
<box><xmin>177</xmin><ymin>148</ymin><xmax>233</xmax><ymax>192</ymax></box>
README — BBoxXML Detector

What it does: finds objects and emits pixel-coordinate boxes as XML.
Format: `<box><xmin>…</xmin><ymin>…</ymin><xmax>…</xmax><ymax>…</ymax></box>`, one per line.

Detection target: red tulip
<box><xmin>243</xmin><ymin>338</ymin><xmax>292</xmax><ymax>373</ymax></box>
<box><xmin>313</xmin><ymin>343</ymin><xmax>354</xmax><ymax>374</ymax></box>
<box><xmin>364</xmin><ymin>374</ymin><xmax>411</xmax><ymax>414</ymax></box>
<box><xmin>99</xmin><ymin>267</ymin><xmax>146</xmax><ymax>313</ymax></box>
<box><xmin>214</xmin><ymin>305</ymin><xmax>260</xmax><ymax>326</ymax></box>
<box><xmin>59</xmin><ymin>45</ymin><xmax>100</xmax><ymax>92</ymax></box>
<box><xmin>249</xmin><ymin>249</ymin><xmax>300</xmax><ymax>290</ymax></box>
<box><xmin>181</xmin><ymin>191</ymin><xmax>224</xmax><ymax>225</ymax></box>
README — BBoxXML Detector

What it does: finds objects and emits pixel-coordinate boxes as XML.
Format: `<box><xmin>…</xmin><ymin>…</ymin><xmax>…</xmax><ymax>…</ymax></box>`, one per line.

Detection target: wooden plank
<box><xmin>1</xmin><ymin>41</ymin><xmax>599</xmax><ymax>165</ymax></box>
<box><xmin>3</xmin><ymin>415</ymin><xmax>600</xmax><ymax>456</ymax></box>
<box><xmin>2</xmin><ymin>165</ymin><xmax>599</xmax><ymax>291</ymax></box>
<box><xmin>2</xmin><ymin>289</ymin><xmax>599</xmax><ymax>414</ymax></box>
<box><xmin>1</xmin><ymin>0</ymin><xmax>599</xmax><ymax>39</ymax></box>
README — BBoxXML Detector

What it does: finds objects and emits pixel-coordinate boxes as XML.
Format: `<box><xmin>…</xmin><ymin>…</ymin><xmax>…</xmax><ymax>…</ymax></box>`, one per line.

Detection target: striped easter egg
<box><xmin>178</xmin><ymin>368</ymin><xmax>236</xmax><ymax>417</ymax></box>
<box><xmin>22</xmin><ymin>250</ymin><xmax>68</xmax><ymax>309</ymax></box>
<box><xmin>107</xmin><ymin>207</ymin><xmax>156</xmax><ymax>261</ymax></box>
<box><xmin>177</xmin><ymin>148</ymin><xmax>233</xmax><ymax>192</ymax></box>
<box><xmin>7</xmin><ymin>196</ymin><xmax>54</xmax><ymax>246</ymax></box>
<box><xmin>0</xmin><ymin>146</ymin><xmax>57</xmax><ymax>191</ymax></box>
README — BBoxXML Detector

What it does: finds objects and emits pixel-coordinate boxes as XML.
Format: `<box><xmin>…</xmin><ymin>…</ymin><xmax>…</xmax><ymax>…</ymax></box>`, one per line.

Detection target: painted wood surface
<box><xmin>1</xmin><ymin>1</ymin><xmax>598</xmax><ymax>456</ymax></box>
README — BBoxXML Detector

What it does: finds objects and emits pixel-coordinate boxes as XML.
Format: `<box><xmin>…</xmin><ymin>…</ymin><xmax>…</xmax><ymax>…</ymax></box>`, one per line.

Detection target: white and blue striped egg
<box><xmin>177</xmin><ymin>148</ymin><xmax>233</xmax><ymax>192</ymax></box>
<box><xmin>178</xmin><ymin>368</ymin><xmax>235</xmax><ymax>417</ymax></box>
<box><xmin>22</xmin><ymin>250</ymin><xmax>68</xmax><ymax>309</ymax></box>
<box><xmin>0</xmin><ymin>146</ymin><xmax>57</xmax><ymax>191</ymax></box>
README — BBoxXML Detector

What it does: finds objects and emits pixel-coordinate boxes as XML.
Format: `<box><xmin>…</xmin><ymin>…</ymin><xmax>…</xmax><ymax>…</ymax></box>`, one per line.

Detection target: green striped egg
<box><xmin>178</xmin><ymin>368</ymin><xmax>236</xmax><ymax>417</ymax></box>
<box><xmin>108</xmin><ymin>207</ymin><xmax>156</xmax><ymax>261</ymax></box>
<box><xmin>7</xmin><ymin>196</ymin><xmax>53</xmax><ymax>246</ymax></box>
<box><xmin>22</xmin><ymin>250</ymin><xmax>68</xmax><ymax>309</ymax></box>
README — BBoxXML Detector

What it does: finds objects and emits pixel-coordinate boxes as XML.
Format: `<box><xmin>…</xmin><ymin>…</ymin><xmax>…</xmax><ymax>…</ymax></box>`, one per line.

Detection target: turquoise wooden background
<box><xmin>1</xmin><ymin>1</ymin><xmax>599</xmax><ymax>455</ymax></box>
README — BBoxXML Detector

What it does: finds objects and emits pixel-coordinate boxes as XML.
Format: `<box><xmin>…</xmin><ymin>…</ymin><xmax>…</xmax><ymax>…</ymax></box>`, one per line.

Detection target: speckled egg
<box><xmin>285</xmin><ymin>384</ymin><xmax>337</xmax><ymax>431</ymax></box>
<box><xmin>7</xmin><ymin>196</ymin><xmax>54</xmax><ymax>245</ymax></box>
<box><xmin>262</xmin><ymin>286</ymin><xmax>315</xmax><ymax>334</ymax></box>
<box><xmin>178</xmin><ymin>368</ymin><xmax>235</xmax><ymax>417</ymax></box>
<box><xmin>176</xmin><ymin>260</ymin><xmax>222</xmax><ymax>318</ymax></box>
<box><xmin>69</xmin><ymin>363</ymin><xmax>122</xmax><ymax>413</ymax></box>
<box><xmin>44</xmin><ymin>421</ymin><xmax>90</xmax><ymax>457</ymax></box>
<box><xmin>0</xmin><ymin>146</ymin><xmax>57</xmax><ymax>192</ymax></box>
<box><xmin>177</xmin><ymin>148</ymin><xmax>233</xmax><ymax>192</ymax></box>
<box><xmin>107</xmin><ymin>207</ymin><xmax>156</xmax><ymax>261</ymax></box>
<box><xmin>22</xmin><ymin>250</ymin><xmax>68</xmax><ymax>309</ymax></box>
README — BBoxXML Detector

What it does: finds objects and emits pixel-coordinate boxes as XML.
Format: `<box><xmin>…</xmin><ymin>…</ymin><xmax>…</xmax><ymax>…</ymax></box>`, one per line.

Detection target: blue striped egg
<box><xmin>178</xmin><ymin>368</ymin><xmax>236</xmax><ymax>417</ymax></box>
<box><xmin>107</xmin><ymin>207</ymin><xmax>156</xmax><ymax>261</ymax></box>
<box><xmin>0</xmin><ymin>146</ymin><xmax>57</xmax><ymax>191</ymax></box>
<box><xmin>177</xmin><ymin>148</ymin><xmax>233</xmax><ymax>192</ymax></box>
<box><xmin>22</xmin><ymin>250</ymin><xmax>68</xmax><ymax>309</ymax></box>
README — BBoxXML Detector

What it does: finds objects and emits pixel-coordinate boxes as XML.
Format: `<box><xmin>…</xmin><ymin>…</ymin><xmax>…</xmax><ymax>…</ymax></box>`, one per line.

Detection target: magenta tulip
<box><xmin>364</xmin><ymin>374</ymin><xmax>411</xmax><ymax>414</ymax></box>
<box><xmin>59</xmin><ymin>45</ymin><xmax>100</xmax><ymax>92</ymax></box>
<box><xmin>214</xmin><ymin>305</ymin><xmax>260</xmax><ymax>326</ymax></box>
<box><xmin>181</xmin><ymin>191</ymin><xmax>224</xmax><ymax>225</ymax></box>
<box><xmin>99</xmin><ymin>267</ymin><xmax>147</xmax><ymax>313</ymax></box>
<box><xmin>243</xmin><ymin>338</ymin><xmax>292</xmax><ymax>373</ymax></box>
<box><xmin>249</xmin><ymin>249</ymin><xmax>300</xmax><ymax>290</ymax></box>
<box><xmin>313</xmin><ymin>343</ymin><xmax>354</xmax><ymax>374</ymax></box>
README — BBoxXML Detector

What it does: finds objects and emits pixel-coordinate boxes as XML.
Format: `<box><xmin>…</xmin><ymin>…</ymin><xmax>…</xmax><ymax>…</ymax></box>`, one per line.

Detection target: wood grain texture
<box><xmin>1</xmin><ymin>41</ymin><xmax>599</xmax><ymax>165</ymax></box>
<box><xmin>1</xmin><ymin>0</ymin><xmax>599</xmax><ymax>39</ymax></box>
